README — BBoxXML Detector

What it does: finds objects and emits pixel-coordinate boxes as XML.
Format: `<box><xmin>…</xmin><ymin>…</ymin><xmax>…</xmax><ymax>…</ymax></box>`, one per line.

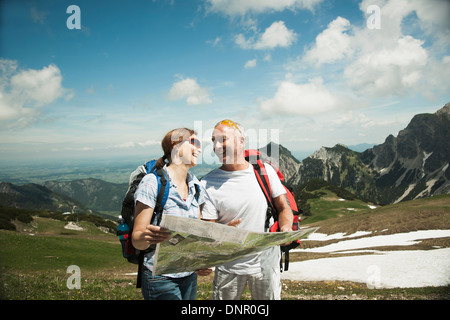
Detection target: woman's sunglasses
<box><xmin>173</xmin><ymin>137</ymin><xmax>202</xmax><ymax>148</ymax></box>
<box><xmin>189</xmin><ymin>138</ymin><xmax>201</xmax><ymax>148</ymax></box>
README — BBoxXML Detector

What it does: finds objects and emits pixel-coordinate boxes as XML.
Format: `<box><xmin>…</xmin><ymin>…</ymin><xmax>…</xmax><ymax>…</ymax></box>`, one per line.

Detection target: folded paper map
<box><xmin>153</xmin><ymin>215</ymin><xmax>318</xmax><ymax>275</ymax></box>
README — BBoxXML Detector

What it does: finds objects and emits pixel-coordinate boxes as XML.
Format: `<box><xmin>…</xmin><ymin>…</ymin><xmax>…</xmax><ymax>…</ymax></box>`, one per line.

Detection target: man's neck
<box><xmin>220</xmin><ymin>160</ymin><xmax>249</xmax><ymax>172</ymax></box>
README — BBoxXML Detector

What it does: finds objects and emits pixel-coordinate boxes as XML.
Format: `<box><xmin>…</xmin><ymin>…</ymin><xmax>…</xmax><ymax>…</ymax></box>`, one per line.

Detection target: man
<box><xmin>201</xmin><ymin>119</ymin><xmax>294</xmax><ymax>300</ymax></box>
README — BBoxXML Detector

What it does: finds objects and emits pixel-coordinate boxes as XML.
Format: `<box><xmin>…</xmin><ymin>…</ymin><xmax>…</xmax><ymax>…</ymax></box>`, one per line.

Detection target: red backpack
<box><xmin>245</xmin><ymin>149</ymin><xmax>302</xmax><ymax>272</ymax></box>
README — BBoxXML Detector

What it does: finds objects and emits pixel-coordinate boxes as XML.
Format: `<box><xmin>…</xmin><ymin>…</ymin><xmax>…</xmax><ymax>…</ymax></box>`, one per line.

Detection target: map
<box><xmin>153</xmin><ymin>215</ymin><xmax>318</xmax><ymax>275</ymax></box>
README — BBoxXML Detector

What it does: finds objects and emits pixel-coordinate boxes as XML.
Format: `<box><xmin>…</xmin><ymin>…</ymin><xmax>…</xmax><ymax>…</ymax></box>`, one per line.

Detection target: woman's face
<box><xmin>177</xmin><ymin>134</ymin><xmax>202</xmax><ymax>167</ymax></box>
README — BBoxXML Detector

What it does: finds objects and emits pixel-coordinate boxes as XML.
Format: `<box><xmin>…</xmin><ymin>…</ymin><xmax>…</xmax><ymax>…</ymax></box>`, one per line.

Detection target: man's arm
<box><xmin>273</xmin><ymin>193</ymin><xmax>293</xmax><ymax>232</ymax></box>
<box><xmin>273</xmin><ymin>193</ymin><xmax>294</xmax><ymax>246</ymax></box>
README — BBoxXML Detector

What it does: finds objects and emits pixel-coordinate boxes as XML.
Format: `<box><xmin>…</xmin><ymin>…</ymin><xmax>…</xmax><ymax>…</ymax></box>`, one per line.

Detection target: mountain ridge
<box><xmin>275</xmin><ymin>103</ymin><xmax>450</xmax><ymax>205</ymax></box>
<box><xmin>0</xmin><ymin>103</ymin><xmax>448</xmax><ymax>214</ymax></box>
<box><xmin>42</xmin><ymin>178</ymin><xmax>127</xmax><ymax>213</ymax></box>
<box><xmin>0</xmin><ymin>181</ymin><xmax>84</xmax><ymax>212</ymax></box>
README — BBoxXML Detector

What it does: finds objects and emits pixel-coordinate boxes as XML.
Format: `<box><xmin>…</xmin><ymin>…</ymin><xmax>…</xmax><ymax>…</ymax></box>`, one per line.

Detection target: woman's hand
<box><xmin>132</xmin><ymin>202</ymin><xmax>172</xmax><ymax>250</ymax></box>
<box><xmin>143</xmin><ymin>224</ymin><xmax>171</xmax><ymax>245</ymax></box>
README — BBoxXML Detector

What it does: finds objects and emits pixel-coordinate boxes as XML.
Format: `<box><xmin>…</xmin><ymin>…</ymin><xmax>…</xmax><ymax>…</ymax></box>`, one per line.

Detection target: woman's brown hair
<box><xmin>155</xmin><ymin>128</ymin><xmax>196</xmax><ymax>169</ymax></box>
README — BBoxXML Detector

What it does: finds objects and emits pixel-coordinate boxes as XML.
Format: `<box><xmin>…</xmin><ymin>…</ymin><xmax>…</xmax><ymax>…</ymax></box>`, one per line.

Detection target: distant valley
<box><xmin>0</xmin><ymin>103</ymin><xmax>449</xmax><ymax>220</ymax></box>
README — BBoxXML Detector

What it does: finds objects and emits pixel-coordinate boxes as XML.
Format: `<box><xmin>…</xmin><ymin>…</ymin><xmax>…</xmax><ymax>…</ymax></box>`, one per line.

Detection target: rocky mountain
<box><xmin>290</xmin><ymin>143</ymin><xmax>378</xmax><ymax>199</ymax></box>
<box><xmin>278</xmin><ymin>103</ymin><xmax>450</xmax><ymax>205</ymax></box>
<box><xmin>258</xmin><ymin>142</ymin><xmax>302</xmax><ymax>182</ymax></box>
<box><xmin>361</xmin><ymin>103</ymin><xmax>450</xmax><ymax>204</ymax></box>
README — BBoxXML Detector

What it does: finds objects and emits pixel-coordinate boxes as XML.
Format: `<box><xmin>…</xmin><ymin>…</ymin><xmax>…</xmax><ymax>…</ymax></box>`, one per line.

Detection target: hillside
<box><xmin>0</xmin><ymin>205</ymin><xmax>117</xmax><ymax>233</ymax></box>
<box><xmin>0</xmin><ymin>182</ymin><xmax>84</xmax><ymax>212</ymax></box>
<box><xmin>302</xmin><ymin>194</ymin><xmax>450</xmax><ymax>238</ymax></box>
<box><xmin>292</xmin><ymin>179</ymin><xmax>377</xmax><ymax>223</ymax></box>
<box><xmin>43</xmin><ymin>178</ymin><xmax>128</xmax><ymax>213</ymax></box>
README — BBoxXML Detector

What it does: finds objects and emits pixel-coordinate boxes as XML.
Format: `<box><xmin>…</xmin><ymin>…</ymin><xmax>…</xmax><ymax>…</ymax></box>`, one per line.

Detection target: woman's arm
<box><xmin>131</xmin><ymin>201</ymin><xmax>171</xmax><ymax>250</ymax></box>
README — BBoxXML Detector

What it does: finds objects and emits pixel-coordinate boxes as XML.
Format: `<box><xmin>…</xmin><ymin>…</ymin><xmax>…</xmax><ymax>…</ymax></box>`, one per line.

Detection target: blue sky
<box><xmin>1</xmin><ymin>0</ymin><xmax>449</xmax><ymax>165</ymax></box>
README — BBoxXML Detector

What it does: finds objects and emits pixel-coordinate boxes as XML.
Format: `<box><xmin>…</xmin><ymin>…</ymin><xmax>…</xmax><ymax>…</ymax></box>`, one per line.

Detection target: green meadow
<box><xmin>1</xmin><ymin>195</ymin><xmax>449</xmax><ymax>300</ymax></box>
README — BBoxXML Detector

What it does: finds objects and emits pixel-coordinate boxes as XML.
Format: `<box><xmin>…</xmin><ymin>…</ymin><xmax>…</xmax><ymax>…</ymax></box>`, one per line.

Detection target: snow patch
<box><xmin>295</xmin><ymin>229</ymin><xmax>450</xmax><ymax>253</ymax></box>
<box><xmin>282</xmin><ymin>248</ymin><xmax>450</xmax><ymax>288</ymax></box>
<box><xmin>394</xmin><ymin>183</ymin><xmax>416</xmax><ymax>204</ymax></box>
<box><xmin>283</xmin><ymin>229</ymin><xmax>450</xmax><ymax>288</ymax></box>
<box><xmin>304</xmin><ymin>231</ymin><xmax>373</xmax><ymax>241</ymax></box>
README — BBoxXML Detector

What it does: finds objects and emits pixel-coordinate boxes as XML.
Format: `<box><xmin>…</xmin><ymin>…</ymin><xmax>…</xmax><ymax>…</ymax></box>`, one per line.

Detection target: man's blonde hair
<box><xmin>214</xmin><ymin>119</ymin><xmax>245</xmax><ymax>138</ymax></box>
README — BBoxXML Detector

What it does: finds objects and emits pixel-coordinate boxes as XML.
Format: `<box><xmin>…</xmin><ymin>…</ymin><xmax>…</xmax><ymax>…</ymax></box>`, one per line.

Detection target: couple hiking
<box><xmin>131</xmin><ymin>119</ymin><xmax>294</xmax><ymax>300</ymax></box>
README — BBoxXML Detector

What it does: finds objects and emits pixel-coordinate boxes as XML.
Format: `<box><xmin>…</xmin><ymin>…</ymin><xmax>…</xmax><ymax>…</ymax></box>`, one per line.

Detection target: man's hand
<box><xmin>227</xmin><ymin>218</ymin><xmax>241</xmax><ymax>227</ymax></box>
<box><xmin>279</xmin><ymin>224</ymin><xmax>293</xmax><ymax>246</ymax></box>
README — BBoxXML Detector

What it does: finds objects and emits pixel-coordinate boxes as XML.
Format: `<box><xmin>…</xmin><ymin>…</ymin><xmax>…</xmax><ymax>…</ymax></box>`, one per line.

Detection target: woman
<box><xmin>131</xmin><ymin>128</ymin><xmax>210</xmax><ymax>300</ymax></box>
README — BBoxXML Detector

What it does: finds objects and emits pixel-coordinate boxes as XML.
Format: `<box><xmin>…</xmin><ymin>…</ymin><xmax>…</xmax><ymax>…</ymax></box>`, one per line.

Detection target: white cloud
<box><xmin>30</xmin><ymin>7</ymin><xmax>49</xmax><ymax>25</ymax></box>
<box><xmin>206</xmin><ymin>37</ymin><xmax>222</xmax><ymax>47</ymax></box>
<box><xmin>0</xmin><ymin>59</ymin><xmax>72</xmax><ymax>128</ymax></box>
<box><xmin>205</xmin><ymin>0</ymin><xmax>323</xmax><ymax>16</ymax></box>
<box><xmin>137</xmin><ymin>140</ymin><xmax>160</xmax><ymax>147</ymax></box>
<box><xmin>331</xmin><ymin>111</ymin><xmax>401</xmax><ymax>129</ymax></box>
<box><xmin>258</xmin><ymin>77</ymin><xmax>348</xmax><ymax>115</ymax></box>
<box><xmin>255</xmin><ymin>21</ymin><xmax>297</xmax><ymax>49</ymax></box>
<box><xmin>236</xmin><ymin>21</ymin><xmax>297</xmax><ymax>50</ymax></box>
<box><xmin>113</xmin><ymin>141</ymin><xmax>136</xmax><ymax>149</ymax></box>
<box><xmin>10</xmin><ymin>65</ymin><xmax>67</xmax><ymax>105</ymax></box>
<box><xmin>297</xmin><ymin>0</ymin><xmax>449</xmax><ymax>99</ymax></box>
<box><xmin>303</xmin><ymin>17</ymin><xmax>353</xmax><ymax>66</ymax></box>
<box><xmin>360</xmin><ymin>0</ymin><xmax>450</xmax><ymax>40</ymax></box>
<box><xmin>264</xmin><ymin>53</ymin><xmax>272</xmax><ymax>61</ymax></box>
<box><xmin>167</xmin><ymin>77</ymin><xmax>212</xmax><ymax>105</ymax></box>
<box><xmin>244</xmin><ymin>59</ymin><xmax>257</xmax><ymax>68</ymax></box>
<box><xmin>344</xmin><ymin>35</ymin><xmax>428</xmax><ymax>97</ymax></box>
<box><xmin>420</xmin><ymin>55</ymin><xmax>450</xmax><ymax>100</ymax></box>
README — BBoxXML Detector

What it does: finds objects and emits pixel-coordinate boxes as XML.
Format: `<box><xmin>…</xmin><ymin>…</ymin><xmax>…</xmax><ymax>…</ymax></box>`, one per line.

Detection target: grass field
<box><xmin>1</xmin><ymin>195</ymin><xmax>449</xmax><ymax>300</ymax></box>
<box><xmin>302</xmin><ymin>194</ymin><xmax>450</xmax><ymax>237</ymax></box>
<box><xmin>304</xmin><ymin>188</ymin><xmax>376</xmax><ymax>223</ymax></box>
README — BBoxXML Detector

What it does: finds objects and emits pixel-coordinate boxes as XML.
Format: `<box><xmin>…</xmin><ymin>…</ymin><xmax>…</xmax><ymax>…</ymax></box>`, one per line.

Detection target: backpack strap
<box><xmin>194</xmin><ymin>183</ymin><xmax>200</xmax><ymax>202</ymax></box>
<box><xmin>250</xmin><ymin>161</ymin><xmax>279</xmax><ymax>230</ymax></box>
<box><xmin>245</xmin><ymin>149</ymin><xmax>278</xmax><ymax>229</ymax></box>
<box><xmin>152</xmin><ymin>167</ymin><xmax>169</xmax><ymax>226</ymax></box>
<box><xmin>245</xmin><ymin>149</ymin><xmax>273</xmax><ymax>203</ymax></box>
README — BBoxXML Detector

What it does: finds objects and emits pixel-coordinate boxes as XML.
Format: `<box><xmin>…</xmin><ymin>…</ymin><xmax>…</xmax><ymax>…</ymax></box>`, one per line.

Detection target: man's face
<box><xmin>212</xmin><ymin>124</ymin><xmax>242</xmax><ymax>164</ymax></box>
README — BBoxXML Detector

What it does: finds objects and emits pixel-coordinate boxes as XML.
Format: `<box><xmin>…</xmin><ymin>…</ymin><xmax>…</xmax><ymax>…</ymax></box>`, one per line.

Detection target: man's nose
<box><xmin>213</xmin><ymin>139</ymin><xmax>223</xmax><ymax>151</ymax></box>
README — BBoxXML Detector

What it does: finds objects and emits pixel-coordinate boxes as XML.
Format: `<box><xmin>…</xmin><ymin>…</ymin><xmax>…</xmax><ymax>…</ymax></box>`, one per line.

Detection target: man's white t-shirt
<box><xmin>201</xmin><ymin>162</ymin><xmax>286</xmax><ymax>275</ymax></box>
